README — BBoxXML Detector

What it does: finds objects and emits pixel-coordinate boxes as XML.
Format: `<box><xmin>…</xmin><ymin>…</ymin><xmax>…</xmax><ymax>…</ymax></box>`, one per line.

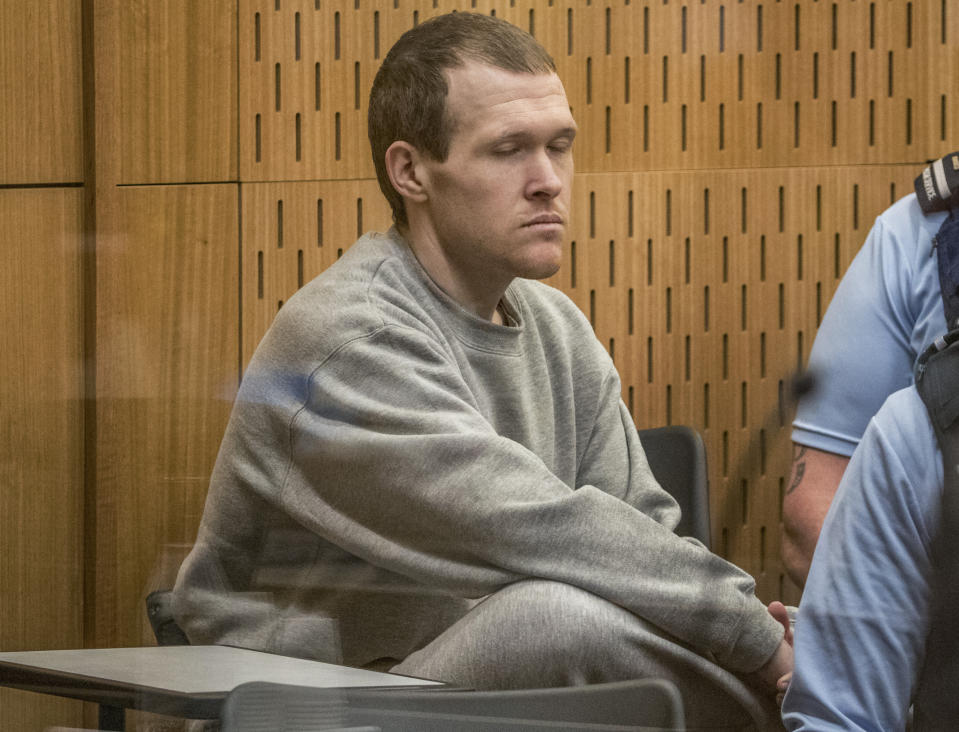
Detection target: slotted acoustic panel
<box><xmin>239</xmin><ymin>0</ymin><xmax>957</xmax><ymax>603</ymax></box>
<box><xmin>240</xmin><ymin>0</ymin><xmax>955</xmax><ymax>178</ymax></box>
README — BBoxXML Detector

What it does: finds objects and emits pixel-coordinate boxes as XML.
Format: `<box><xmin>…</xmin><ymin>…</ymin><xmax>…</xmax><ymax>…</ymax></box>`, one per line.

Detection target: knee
<box><xmin>489</xmin><ymin>580</ymin><xmax>634</xmax><ymax>654</ymax></box>
<box><xmin>493</xmin><ymin>579</ymin><xmax>610</xmax><ymax>616</ymax></box>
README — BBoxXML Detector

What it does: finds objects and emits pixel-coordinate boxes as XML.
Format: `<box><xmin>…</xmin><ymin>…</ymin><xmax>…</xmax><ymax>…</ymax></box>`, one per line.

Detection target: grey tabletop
<box><xmin>0</xmin><ymin>645</ymin><xmax>442</xmax><ymax>719</ymax></box>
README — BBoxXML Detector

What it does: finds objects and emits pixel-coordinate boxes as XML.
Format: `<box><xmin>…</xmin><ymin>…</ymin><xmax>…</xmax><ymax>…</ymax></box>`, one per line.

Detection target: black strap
<box><xmin>934</xmin><ymin>212</ymin><xmax>959</xmax><ymax>331</ymax></box>
<box><xmin>912</xmin><ymin>331</ymin><xmax>959</xmax><ymax>730</ymax></box>
<box><xmin>915</xmin><ymin>152</ymin><xmax>959</xmax><ymax>330</ymax></box>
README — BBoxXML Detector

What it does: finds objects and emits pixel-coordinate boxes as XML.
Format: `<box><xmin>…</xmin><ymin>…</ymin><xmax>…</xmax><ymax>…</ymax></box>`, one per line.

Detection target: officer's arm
<box><xmin>781</xmin><ymin>445</ymin><xmax>851</xmax><ymax>588</ymax></box>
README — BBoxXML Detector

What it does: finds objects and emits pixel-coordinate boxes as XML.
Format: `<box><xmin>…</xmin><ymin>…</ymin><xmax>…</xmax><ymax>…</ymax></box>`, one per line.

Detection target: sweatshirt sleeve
<box><xmin>227</xmin><ymin>321</ymin><xmax>782</xmax><ymax>674</ymax></box>
<box><xmin>573</xmin><ymin>368</ymin><xmax>784</xmax><ymax>674</ymax></box>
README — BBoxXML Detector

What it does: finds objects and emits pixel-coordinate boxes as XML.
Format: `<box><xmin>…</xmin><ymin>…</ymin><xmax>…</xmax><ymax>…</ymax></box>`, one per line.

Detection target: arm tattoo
<box><xmin>786</xmin><ymin>445</ymin><xmax>808</xmax><ymax>495</ymax></box>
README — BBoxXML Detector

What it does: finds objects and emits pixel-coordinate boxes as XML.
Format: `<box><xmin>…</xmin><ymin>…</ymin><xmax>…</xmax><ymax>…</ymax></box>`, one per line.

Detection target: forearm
<box><xmin>781</xmin><ymin>445</ymin><xmax>850</xmax><ymax>587</ymax></box>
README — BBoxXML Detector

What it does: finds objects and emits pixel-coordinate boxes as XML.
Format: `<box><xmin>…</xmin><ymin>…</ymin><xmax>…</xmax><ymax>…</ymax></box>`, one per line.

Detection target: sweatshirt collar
<box><xmin>386</xmin><ymin>227</ymin><xmax>526</xmax><ymax>355</ymax></box>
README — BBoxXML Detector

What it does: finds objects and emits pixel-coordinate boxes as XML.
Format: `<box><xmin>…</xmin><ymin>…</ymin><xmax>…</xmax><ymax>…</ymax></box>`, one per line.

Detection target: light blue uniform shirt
<box><xmin>783</xmin><ymin>386</ymin><xmax>943</xmax><ymax>731</ymax></box>
<box><xmin>792</xmin><ymin>194</ymin><xmax>947</xmax><ymax>456</ymax></box>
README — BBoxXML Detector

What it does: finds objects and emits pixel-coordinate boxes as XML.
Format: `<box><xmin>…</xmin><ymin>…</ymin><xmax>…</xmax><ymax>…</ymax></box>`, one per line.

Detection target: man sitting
<box><xmin>174</xmin><ymin>12</ymin><xmax>791</xmax><ymax>729</ymax></box>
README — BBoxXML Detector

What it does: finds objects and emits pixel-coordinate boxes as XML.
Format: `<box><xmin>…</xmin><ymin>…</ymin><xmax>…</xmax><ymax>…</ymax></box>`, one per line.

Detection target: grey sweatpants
<box><xmin>391</xmin><ymin>580</ymin><xmax>783</xmax><ymax>731</ymax></box>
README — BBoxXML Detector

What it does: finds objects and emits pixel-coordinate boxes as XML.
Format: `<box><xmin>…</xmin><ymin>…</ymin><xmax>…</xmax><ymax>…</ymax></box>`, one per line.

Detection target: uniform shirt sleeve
<box><xmin>792</xmin><ymin>196</ymin><xmax>945</xmax><ymax>456</ymax></box>
<box><xmin>783</xmin><ymin>386</ymin><xmax>943</xmax><ymax>731</ymax></box>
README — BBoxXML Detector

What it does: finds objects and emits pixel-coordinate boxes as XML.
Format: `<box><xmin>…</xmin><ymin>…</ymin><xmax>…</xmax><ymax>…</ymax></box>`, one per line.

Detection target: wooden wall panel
<box><xmin>557</xmin><ymin>0</ymin><xmax>957</xmax><ymax>172</ymax></box>
<box><xmin>93</xmin><ymin>185</ymin><xmax>239</xmax><ymax>647</ymax></box>
<box><xmin>0</xmin><ymin>0</ymin><xmax>83</xmax><ymax>184</ymax></box>
<box><xmin>236</xmin><ymin>0</ymin><xmax>957</xmax><ymax>180</ymax></box>
<box><xmin>561</xmin><ymin>165</ymin><xmax>918</xmax><ymax>598</ymax></box>
<box><xmin>0</xmin><ymin>3</ymin><xmax>85</xmax><ymax>729</ymax></box>
<box><xmin>239</xmin><ymin>0</ymin><xmax>376</xmax><ymax>181</ymax></box>
<box><xmin>0</xmin><ymin>188</ymin><xmax>85</xmax><ymax>728</ymax></box>
<box><xmin>116</xmin><ymin>0</ymin><xmax>238</xmax><ymax>184</ymax></box>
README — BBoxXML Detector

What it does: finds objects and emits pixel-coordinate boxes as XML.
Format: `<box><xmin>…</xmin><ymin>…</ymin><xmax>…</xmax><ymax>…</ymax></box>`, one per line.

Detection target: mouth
<box><xmin>522</xmin><ymin>214</ymin><xmax>565</xmax><ymax>228</ymax></box>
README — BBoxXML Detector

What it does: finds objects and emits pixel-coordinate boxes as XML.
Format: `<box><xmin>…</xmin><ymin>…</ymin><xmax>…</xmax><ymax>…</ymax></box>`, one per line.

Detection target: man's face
<box><xmin>416</xmin><ymin>62</ymin><xmax>576</xmax><ymax>300</ymax></box>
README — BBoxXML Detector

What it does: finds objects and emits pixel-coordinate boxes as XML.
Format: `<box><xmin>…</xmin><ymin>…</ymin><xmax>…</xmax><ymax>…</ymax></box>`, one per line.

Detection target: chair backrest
<box><xmin>637</xmin><ymin>425</ymin><xmax>711</xmax><ymax>548</ymax></box>
<box><xmin>145</xmin><ymin>588</ymin><xmax>190</xmax><ymax>646</ymax></box>
<box><xmin>220</xmin><ymin>678</ymin><xmax>686</xmax><ymax>731</ymax></box>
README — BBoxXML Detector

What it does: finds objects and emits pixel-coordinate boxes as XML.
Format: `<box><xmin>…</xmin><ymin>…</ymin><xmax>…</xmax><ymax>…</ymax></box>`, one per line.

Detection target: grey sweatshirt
<box><xmin>173</xmin><ymin>228</ymin><xmax>783</xmax><ymax>674</ymax></box>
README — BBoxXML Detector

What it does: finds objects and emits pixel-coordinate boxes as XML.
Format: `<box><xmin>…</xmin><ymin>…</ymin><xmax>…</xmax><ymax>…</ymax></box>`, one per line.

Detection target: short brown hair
<box><xmin>368</xmin><ymin>12</ymin><xmax>556</xmax><ymax>227</ymax></box>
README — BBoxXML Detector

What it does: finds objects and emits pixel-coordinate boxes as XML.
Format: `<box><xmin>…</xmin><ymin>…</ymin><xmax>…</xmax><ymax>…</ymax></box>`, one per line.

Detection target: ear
<box><xmin>385</xmin><ymin>141</ymin><xmax>430</xmax><ymax>205</ymax></box>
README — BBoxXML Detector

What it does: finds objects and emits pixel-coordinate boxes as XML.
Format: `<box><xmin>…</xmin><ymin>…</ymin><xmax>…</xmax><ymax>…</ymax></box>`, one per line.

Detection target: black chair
<box><xmin>637</xmin><ymin>425</ymin><xmax>711</xmax><ymax>549</ymax></box>
<box><xmin>220</xmin><ymin>678</ymin><xmax>686</xmax><ymax>731</ymax></box>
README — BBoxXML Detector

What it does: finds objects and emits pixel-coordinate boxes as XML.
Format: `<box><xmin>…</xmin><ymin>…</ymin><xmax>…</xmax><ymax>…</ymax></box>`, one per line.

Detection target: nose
<box><xmin>526</xmin><ymin>149</ymin><xmax>565</xmax><ymax>200</ymax></box>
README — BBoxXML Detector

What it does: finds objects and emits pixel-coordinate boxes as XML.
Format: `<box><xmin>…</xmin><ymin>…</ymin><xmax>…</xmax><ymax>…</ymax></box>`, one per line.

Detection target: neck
<box><xmin>398</xmin><ymin>222</ymin><xmax>510</xmax><ymax>323</ymax></box>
